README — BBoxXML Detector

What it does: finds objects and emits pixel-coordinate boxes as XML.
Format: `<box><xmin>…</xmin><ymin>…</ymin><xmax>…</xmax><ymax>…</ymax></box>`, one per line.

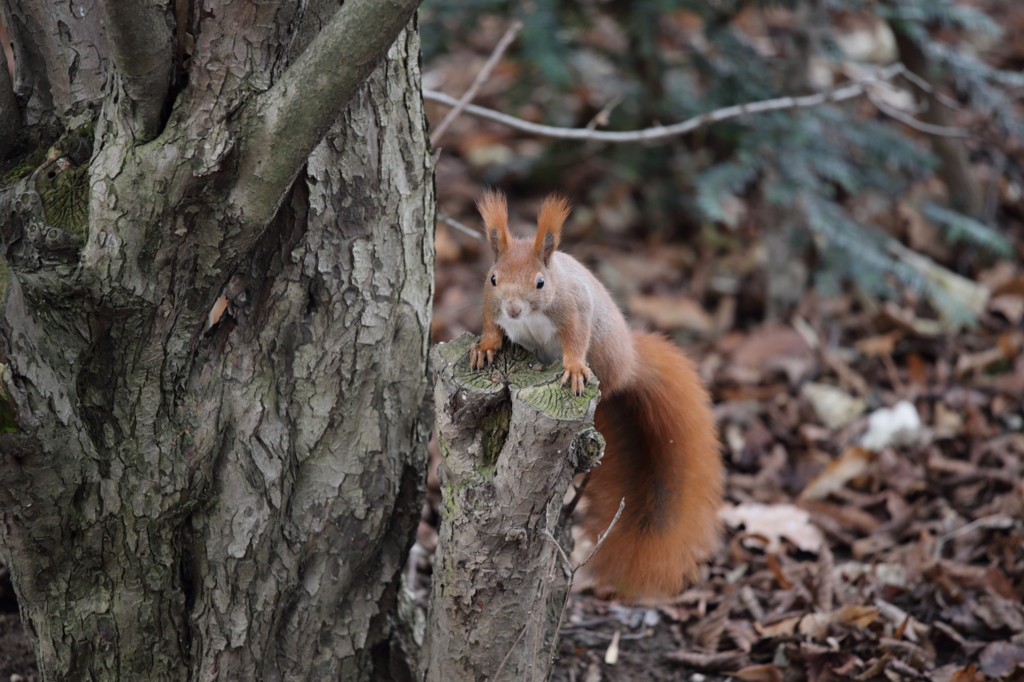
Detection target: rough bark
<box><xmin>0</xmin><ymin>44</ymin><xmax>17</xmax><ymax>160</ymax></box>
<box><xmin>425</xmin><ymin>335</ymin><xmax>604</xmax><ymax>682</ymax></box>
<box><xmin>0</xmin><ymin>0</ymin><xmax>433</xmax><ymax>679</ymax></box>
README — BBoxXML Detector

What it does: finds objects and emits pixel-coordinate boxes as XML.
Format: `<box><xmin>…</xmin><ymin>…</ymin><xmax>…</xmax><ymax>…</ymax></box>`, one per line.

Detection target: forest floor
<box><xmin>418</xmin><ymin>4</ymin><xmax>1024</xmax><ymax>680</ymax></box>
<box><xmin>3</xmin><ymin>4</ymin><xmax>1024</xmax><ymax>682</ymax></box>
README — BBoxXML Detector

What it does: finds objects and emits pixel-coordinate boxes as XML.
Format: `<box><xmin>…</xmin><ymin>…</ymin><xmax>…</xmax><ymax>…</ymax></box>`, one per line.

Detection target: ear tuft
<box><xmin>534</xmin><ymin>193</ymin><xmax>571</xmax><ymax>264</ymax></box>
<box><xmin>477</xmin><ymin>190</ymin><xmax>510</xmax><ymax>258</ymax></box>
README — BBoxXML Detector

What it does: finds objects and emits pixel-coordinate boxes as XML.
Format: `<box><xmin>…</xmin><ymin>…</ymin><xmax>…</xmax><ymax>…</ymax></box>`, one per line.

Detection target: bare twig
<box><xmin>586</xmin><ymin>93</ymin><xmax>625</xmax><ymax>130</ymax></box>
<box><xmin>530</xmin><ymin>543</ymin><xmax>558</xmax><ymax>682</ymax></box>
<box><xmin>494</xmin><ymin>623</ymin><xmax>530</xmax><ymax>682</ymax></box>
<box><xmin>422</xmin><ymin>63</ymin><xmax>906</xmax><ymax>144</ymax></box>
<box><xmin>437</xmin><ymin>210</ymin><xmax>483</xmax><ymax>240</ymax></box>
<box><xmin>542</xmin><ymin>498</ymin><xmax>626</xmax><ymax>680</ymax></box>
<box><xmin>866</xmin><ymin>91</ymin><xmax>969</xmax><ymax>137</ymax></box>
<box><xmin>576</xmin><ymin>498</ymin><xmax>626</xmax><ymax>571</ymax></box>
<box><xmin>934</xmin><ymin>513</ymin><xmax>1014</xmax><ymax>559</ymax></box>
<box><xmin>430</xmin><ymin>20</ymin><xmax>523</xmax><ymax>145</ymax></box>
<box><xmin>897</xmin><ymin>68</ymin><xmax>963</xmax><ymax>111</ymax></box>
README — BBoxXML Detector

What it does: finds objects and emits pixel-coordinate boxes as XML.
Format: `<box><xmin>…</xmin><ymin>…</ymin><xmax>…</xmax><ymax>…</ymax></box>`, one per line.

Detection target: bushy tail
<box><xmin>584</xmin><ymin>331</ymin><xmax>723</xmax><ymax>599</ymax></box>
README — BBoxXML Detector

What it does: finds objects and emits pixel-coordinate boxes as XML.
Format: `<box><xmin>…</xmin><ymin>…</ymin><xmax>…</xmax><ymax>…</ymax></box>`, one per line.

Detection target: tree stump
<box><xmin>425</xmin><ymin>333</ymin><xmax>604</xmax><ymax>682</ymax></box>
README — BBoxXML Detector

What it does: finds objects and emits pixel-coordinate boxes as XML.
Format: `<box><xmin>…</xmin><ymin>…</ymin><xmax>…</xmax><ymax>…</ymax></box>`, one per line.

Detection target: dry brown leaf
<box><xmin>990</xmin><ymin>274</ymin><xmax>1024</xmax><ymax>297</ymax></box>
<box><xmin>719</xmin><ymin>503</ymin><xmax>826</xmax><ymax>554</ymax></box>
<box><xmin>731</xmin><ymin>326</ymin><xmax>813</xmax><ymax>368</ymax></box>
<box><xmin>801</xmin><ymin>500</ymin><xmax>881</xmax><ymax>535</ymax></box>
<box><xmin>765</xmin><ymin>553</ymin><xmax>792</xmax><ymax>590</ymax></box>
<box><xmin>797</xmin><ymin>612</ymin><xmax>833</xmax><ymax>639</ymax></box>
<box><xmin>978</xmin><ymin>641</ymin><xmax>1024</xmax><ymax>678</ymax></box>
<box><xmin>834</xmin><ymin>605</ymin><xmax>880</xmax><ymax>629</ymax></box>
<box><xmin>948</xmin><ymin>664</ymin><xmax>985</xmax><ymax>682</ymax></box>
<box><xmin>725</xmin><ymin>620</ymin><xmax>758</xmax><ymax>654</ymax></box>
<box><xmin>733</xmin><ymin>663</ymin><xmax>784</xmax><ymax>682</ymax></box>
<box><xmin>856</xmin><ymin>330</ymin><xmax>903</xmax><ymax>356</ymax></box>
<box><xmin>875</xmin><ymin>302</ymin><xmax>945</xmax><ymax>337</ymax></box>
<box><xmin>799</xmin><ymin>447</ymin><xmax>874</xmax><ymax>501</ymax></box>
<box><xmin>663</xmin><ymin>649</ymin><xmax>746</xmax><ymax>670</ymax></box>
<box><xmin>906</xmin><ymin>352</ymin><xmax>928</xmax><ymax>386</ymax></box>
<box><xmin>989</xmin><ymin>293</ymin><xmax>1024</xmax><ymax>324</ymax></box>
<box><xmin>691</xmin><ymin>597</ymin><xmax>731</xmax><ymax>652</ymax></box>
<box><xmin>753</xmin><ymin>615</ymin><xmax>801</xmax><ymax>638</ymax></box>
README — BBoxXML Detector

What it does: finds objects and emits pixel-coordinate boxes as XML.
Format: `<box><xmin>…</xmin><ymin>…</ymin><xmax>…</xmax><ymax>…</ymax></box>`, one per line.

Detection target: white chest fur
<box><xmin>499</xmin><ymin>311</ymin><xmax>562</xmax><ymax>364</ymax></box>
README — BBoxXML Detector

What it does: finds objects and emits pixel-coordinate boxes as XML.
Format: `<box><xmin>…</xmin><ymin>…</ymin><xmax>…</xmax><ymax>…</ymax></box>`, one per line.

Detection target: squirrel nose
<box><xmin>506</xmin><ymin>302</ymin><xmax>522</xmax><ymax>319</ymax></box>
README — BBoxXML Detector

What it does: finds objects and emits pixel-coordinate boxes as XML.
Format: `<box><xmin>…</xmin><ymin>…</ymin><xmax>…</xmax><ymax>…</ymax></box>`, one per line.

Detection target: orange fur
<box><xmin>477</xmin><ymin>190</ymin><xmax>510</xmax><ymax>256</ymax></box>
<box><xmin>472</xmin><ymin>191</ymin><xmax>723</xmax><ymax>598</ymax></box>
<box><xmin>587</xmin><ymin>332</ymin><xmax>722</xmax><ymax>598</ymax></box>
<box><xmin>534</xmin><ymin>194</ymin><xmax>570</xmax><ymax>262</ymax></box>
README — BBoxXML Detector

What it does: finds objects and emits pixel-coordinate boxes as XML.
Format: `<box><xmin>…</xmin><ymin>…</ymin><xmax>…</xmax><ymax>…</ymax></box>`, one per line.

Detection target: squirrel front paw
<box><xmin>560</xmin><ymin>362</ymin><xmax>592</xmax><ymax>396</ymax></box>
<box><xmin>470</xmin><ymin>340</ymin><xmax>501</xmax><ymax>369</ymax></box>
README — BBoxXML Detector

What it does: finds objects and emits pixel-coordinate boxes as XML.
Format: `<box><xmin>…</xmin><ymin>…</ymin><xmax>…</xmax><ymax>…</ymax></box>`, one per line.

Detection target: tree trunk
<box><xmin>892</xmin><ymin>27</ymin><xmax>984</xmax><ymax>218</ymax></box>
<box><xmin>425</xmin><ymin>335</ymin><xmax>604</xmax><ymax>682</ymax></box>
<box><xmin>0</xmin><ymin>0</ymin><xmax>433</xmax><ymax>680</ymax></box>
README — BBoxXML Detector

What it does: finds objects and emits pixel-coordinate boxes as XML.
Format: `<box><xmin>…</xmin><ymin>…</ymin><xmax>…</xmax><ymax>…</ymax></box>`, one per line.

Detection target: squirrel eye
<box><xmin>536</xmin><ymin>277</ymin><xmax>545</xmax><ymax>289</ymax></box>
<box><xmin>490</xmin><ymin>274</ymin><xmax>496</xmax><ymax>286</ymax></box>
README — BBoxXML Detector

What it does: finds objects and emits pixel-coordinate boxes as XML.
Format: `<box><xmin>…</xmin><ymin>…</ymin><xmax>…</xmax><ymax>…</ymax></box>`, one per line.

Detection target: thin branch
<box><xmin>97</xmin><ymin>0</ymin><xmax>175</xmax><ymax>141</ymax></box>
<box><xmin>897</xmin><ymin>68</ymin><xmax>963</xmax><ymax>111</ymax></box>
<box><xmin>494</xmin><ymin>623</ymin><xmax>530</xmax><ymax>682</ymax></box>
<box><xmin>866</xmin><ymin>91</ymin><xmax>969</xmax><ymax>137</ymax></box>
<box><xmin>230</xmin><ymin>0</ymin><xmax>423</xmax><ymax>226</ymax></box>
<box><xmin>543</xmin><ymin>498</ymin><xmax>625</xmax><ymax>681</ymax></box>
<box><xmin>575</xmin><ymin>497</ymin><xmax>626</xmax><ymax>572</ymax></box>
<box><xmin>437</xmin><ymin>211</ymin><xmax>482</xmax><ymax>240</ymax></box>
<box><xmin>430</xmin><ymin>20</ymin><xmax>523</xmax><ymax>145</ymax></box>
<box><xmin>422</xmin><ymin>63</ymin><xmax>907</xmax><ymax>144</ymax></box>
<box><xmin>586</xmin><ymin>93</ymin><xmax>624</xmax><ymax>130</ymax></box>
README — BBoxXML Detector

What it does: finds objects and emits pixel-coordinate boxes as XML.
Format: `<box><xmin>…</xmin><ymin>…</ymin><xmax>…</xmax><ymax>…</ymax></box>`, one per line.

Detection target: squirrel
<box><xmin>470</xmin><ymin>190</ymin><xmax>724</xmax><ymax>599</ymax></box>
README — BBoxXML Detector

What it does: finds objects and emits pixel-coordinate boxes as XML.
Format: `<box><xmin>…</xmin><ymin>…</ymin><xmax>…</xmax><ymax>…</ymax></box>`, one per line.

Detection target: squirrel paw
<box><xmin>560</xmin><ymin>363</ymin><xmax>592</xmax><ymax>396</ymax></box>
<box><xmin>470</xmin><ymin>341</ymin><xmax>501</xmax><ymax>369</ymax></box>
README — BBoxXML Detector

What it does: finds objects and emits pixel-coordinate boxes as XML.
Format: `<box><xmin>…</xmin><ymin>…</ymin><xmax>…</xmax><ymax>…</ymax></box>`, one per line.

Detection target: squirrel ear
<box><xmin>534</xmin><ymin>194</ymin><xmax>570</xmax><ymax>265</ymax></box>
<box><xmin>477</xmin><ymin>190</ymin><xmax>510</xmax><ymax>258</ymax></box>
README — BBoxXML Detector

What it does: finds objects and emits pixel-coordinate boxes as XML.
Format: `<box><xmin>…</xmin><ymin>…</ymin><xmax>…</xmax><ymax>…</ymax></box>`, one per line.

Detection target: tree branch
<box><xmin>422</xmin><ymin>63</ymin><xmax>907</xmax><ymax>143</ymax></box>
<box><xmin>0</xmin><ymin>43</ymin><xmax>19</xmax><ymax>160</ymax></box>
<box><xmin>429</xmin><ymin>19</ymin><xmax>522</xmax><ymax>145</ymax></box>
<box><xmin>229</xmin><ymin>0</ymin><xmax>423</xmax><ymax>226</ymax></box>
<box><xmin>866</xmin><ymin>90</ymin><xmax>968</xmax><ymax>138</ymax></box>
<box><xmin>97</xmin><ymin>0</ymin><xmax>175</xmax><ymax>141</ymax></box>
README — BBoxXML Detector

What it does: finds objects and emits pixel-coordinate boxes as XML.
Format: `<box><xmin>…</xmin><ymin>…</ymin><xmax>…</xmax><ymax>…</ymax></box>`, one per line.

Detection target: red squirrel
<box><xmin>470</xmin><ymin>190</ymin><xmax>723</xmax><ymax>599</ymax></box>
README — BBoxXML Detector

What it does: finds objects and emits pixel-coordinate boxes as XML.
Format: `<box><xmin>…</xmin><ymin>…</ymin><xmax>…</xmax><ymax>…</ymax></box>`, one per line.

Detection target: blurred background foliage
<box><xmin>421</xmin><ymin>0</ymin><xmax>1024</xmax><ymax>329</ymax></box>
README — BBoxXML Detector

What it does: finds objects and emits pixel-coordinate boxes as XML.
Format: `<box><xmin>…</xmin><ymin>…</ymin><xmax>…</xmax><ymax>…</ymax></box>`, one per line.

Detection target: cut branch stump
<box><xmin>424</xmin><ymin>333</ymin><xmax>604</xmax><ymax>682</ymax></box>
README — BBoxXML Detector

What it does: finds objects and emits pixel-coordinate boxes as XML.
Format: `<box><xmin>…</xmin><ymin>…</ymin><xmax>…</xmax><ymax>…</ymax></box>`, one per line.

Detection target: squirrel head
<box><xmin>477</xmin><ymin>190</ymin><xmax>571</xmax><ymax>319</ymax></box>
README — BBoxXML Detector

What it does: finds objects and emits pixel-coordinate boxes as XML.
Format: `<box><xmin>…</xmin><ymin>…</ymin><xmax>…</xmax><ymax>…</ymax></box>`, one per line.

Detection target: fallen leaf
<box><xmin>978</xmin><ymin>641</ymin><xmax>1024</xmax><ymax>678</ymax></box>
<box><xmin>855</xmin><ymin>331</ymin><xmax>903</xmax><ymax>356</ymax></box>
<box><xmin>799</xmin><ymin>446</ymin><xmax>874</xmax><ymax>501</ymax></box>
<box><xmin>719</xmin><ymin>503</ymin><xmax>826</xmax><ymax>554</ymax></box>
<box><xmin>753</xmin><ymin>615</ymin><xmax>801</xmax><ymax>638</ymax></box>
<box><xmin>663</xmin><ymin>649</ymin><xmax>747</xmax><ymax>669</ymax></box>
<box><xmin>802</xmin><ymin>383</ymin><xmax>867</xmax><ymax>430</ymax></box>
<box><xmin>733</xmin><ymin>663</ymin><xmax>784</xmax><ymax>682</ymax></box>
<box><xmin>731</xmin><ymin>326</ymin><xmax>813</xmax><ymax>368</ymax></box>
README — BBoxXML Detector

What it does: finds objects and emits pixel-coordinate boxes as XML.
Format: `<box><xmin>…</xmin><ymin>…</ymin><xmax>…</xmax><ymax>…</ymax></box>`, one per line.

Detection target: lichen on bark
<box><xmin>426</xmin><ymin>334</ymin><xmax>604</xmax><ymax>682</ymax></box>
